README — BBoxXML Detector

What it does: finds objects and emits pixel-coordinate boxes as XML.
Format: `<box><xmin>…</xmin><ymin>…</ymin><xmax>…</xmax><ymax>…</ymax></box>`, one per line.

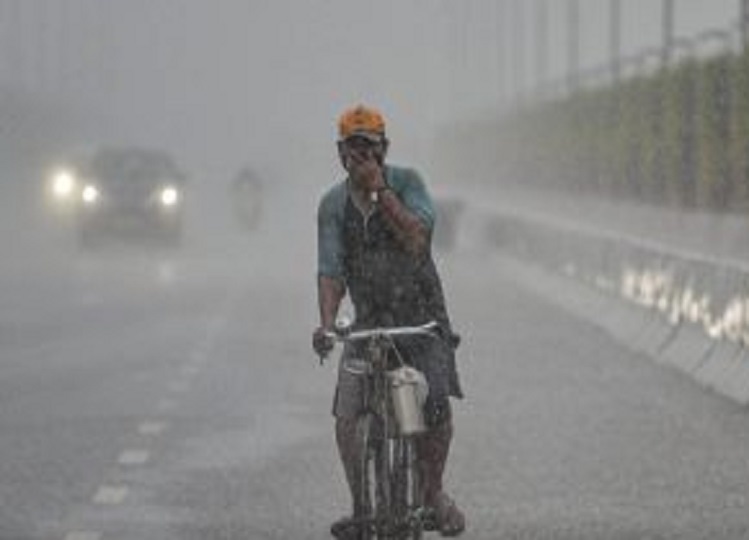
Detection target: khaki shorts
<box><xmin>332</xmin><ymin>342</ymin><xmax>452</xmax><ymax>427</ymax></box>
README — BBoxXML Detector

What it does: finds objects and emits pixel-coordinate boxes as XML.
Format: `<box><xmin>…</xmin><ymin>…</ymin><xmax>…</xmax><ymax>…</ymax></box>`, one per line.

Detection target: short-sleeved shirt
<box><xmin>317</xmin><ymin>164</ymin><xmax>463</xmax><ymax>400</ymax></box>
<box><xmin>317</xmin><ymin>165</ymin><xmax>434</xmax><ymax>281</ymax></box>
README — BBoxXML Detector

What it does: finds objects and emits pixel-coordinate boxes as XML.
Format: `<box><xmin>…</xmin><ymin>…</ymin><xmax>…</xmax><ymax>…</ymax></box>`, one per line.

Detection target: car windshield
<box><xmin>88</xmin><ymin>148</ymin><xmax>180</xmax><ymax>184</ymax></box>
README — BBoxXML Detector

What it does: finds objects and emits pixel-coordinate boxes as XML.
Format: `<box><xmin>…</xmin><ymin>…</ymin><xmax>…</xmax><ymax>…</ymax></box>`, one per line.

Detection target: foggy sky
<box><xmin>0</xmin><ymin>1</ymin><xmax>742</xmax><ymax>186</ymax></box>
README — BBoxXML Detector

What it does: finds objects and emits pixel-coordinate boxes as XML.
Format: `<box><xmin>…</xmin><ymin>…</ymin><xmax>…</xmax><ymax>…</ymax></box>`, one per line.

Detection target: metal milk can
<box><xmin>388</xmin><ymin>366</ymin><xmax>429</xmax><ymax>435</ymax></box>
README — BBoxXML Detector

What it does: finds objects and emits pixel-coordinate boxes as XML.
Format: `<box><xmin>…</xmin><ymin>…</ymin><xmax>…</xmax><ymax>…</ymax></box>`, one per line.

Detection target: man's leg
<box><xmin>335</xmin><ymin>416</ymin><xmax>367</xmax><ymax>516</ymax></box>
<box><xmin>331</xmin><ymin>352</ymin><xmax>370</xmax><ymax>538</ymax></box>
<box><xmin>417</xmin><ymin>412</ymin><xmax>452</xmax><ymax>507</ymax></box>
<box><xmin>416</xmin><ymin>402</ymin><xmax>465</xmax><ymax>536</ymax></box>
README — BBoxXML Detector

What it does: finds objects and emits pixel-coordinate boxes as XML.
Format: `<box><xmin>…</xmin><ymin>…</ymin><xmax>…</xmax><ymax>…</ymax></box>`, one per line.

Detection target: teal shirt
<box><xmin>317</xmin><ymin>165</ymin><xmax>435</xmax><ymax>280</ymax></box>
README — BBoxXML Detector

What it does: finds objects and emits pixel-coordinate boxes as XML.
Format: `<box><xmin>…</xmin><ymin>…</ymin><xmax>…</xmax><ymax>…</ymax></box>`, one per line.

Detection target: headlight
<box><xmin>160</xmin><ymin>186</ymin><xmax>179</xmax><ymax>207</ymax></box>
<box><xmin>81</xmin><ymin>185</ymin><xmax>99</xmax><ymax>204</ymax></box>
<box><xmin>52</xmin><ymin>170</ymin><xmax>77</xmax><ymax>199</ymax></box>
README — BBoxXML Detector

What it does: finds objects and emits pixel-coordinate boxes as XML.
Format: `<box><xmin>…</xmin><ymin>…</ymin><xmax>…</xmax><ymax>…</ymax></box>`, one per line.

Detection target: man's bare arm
<box><xmin>376</xmin><ymin>188</ymin><xmax>429</xmax><ymax>256</ymax></box>
<box><xmin>318</xmin><ymin>275</ymin><xmax>346</xmax><ymax>329</ymax></box>
<box><xmin>348</xmin><ymin>153</ymin><xmax>430</xmax><ymax>256</ymax></box>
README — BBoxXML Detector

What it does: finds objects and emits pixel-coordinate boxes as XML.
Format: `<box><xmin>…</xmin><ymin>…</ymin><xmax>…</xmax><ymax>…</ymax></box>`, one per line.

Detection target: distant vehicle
<box><xmin>230</xmin><ymin>166</ymin><xmax>263</xmax><ymax>231</ymax></box>
<box><xmin>46</xmin><ymin>167</ymin><xmax>81</xmax><ymax>211</ymax></box>
<box><xmin>74</xmin><ymin>146</ymin><xmax>186</xmax><ymax>248</ymax></box>
<box><xmin>45</xmin><ymin>158</ymin><xmax>89</xmax><ymax>222</ymax></box>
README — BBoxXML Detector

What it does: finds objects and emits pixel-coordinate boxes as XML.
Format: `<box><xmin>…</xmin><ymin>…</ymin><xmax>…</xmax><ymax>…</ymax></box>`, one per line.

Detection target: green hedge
<box><xmin>469</xmin><ymin>47</ymin><xmax>749</xmax><ymax>213</ymax></box>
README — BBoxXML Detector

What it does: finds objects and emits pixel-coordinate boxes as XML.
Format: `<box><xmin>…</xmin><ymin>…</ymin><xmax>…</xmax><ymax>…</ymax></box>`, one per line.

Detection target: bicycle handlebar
<box><xmin>325</xmin><ymin>321</ymin><xmax>440</xmax><ymax>343</ymax></box>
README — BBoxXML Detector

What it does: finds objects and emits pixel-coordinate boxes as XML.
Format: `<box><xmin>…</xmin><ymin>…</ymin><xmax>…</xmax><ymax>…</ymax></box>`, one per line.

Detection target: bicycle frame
<box><xmin>330</xmin><ymin>322</ymin><xmax>438</xmax><ymax>540</ymax></box>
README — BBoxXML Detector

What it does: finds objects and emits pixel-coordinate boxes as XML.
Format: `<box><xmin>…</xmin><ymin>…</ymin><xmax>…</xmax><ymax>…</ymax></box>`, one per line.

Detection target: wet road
<box><xmin>2</xmin><ymin>236</ymin><xmax>749</xmax><ymax>540</ymax></box>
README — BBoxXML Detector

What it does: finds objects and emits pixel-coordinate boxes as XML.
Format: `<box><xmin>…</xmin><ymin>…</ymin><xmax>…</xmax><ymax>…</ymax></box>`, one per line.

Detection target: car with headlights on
<box><xmin>46</xmin><ymin>166</ymin><xmax>82</xmax><ymax>216</ymax></box>
<box><xmin>76</xmin><ymin>146</ymin><xmax>186</xmax><ymax>248</ymax></box>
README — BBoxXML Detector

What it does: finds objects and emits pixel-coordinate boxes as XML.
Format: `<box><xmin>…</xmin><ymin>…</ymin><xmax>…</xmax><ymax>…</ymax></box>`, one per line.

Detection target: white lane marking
<box><xmin>64</xmin><ymin>532</ymin><xmax>101</xmax><ymax>540</ymax></box>
<box><xmin>157</xmin><ymin>398</ymin><xmax>177</xmax><ymax>412</ymax></box>
<box><xmin>168</xmin><ymin>380</ymin><xmax>190</xmax><ymax>393</ymax></box>
<box><xmin>138</xmin><ymin>421</ymin><xmax>167</xmax><ymax>435</ymax></box>
<box><xmin>118</xmin><ymin>449</ymin><xmax>150</xmax><ymax>465</ymax></box>
<box><xmin>92</xmin><ymin>485</ymin><xmax>128</xmax><ymax>505</ymax></box>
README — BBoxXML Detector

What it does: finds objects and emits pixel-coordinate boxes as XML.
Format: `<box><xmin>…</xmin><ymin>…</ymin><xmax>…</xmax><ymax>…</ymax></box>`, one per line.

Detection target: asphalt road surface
<box><xmin>3</xmin><ymin>236</ymin><xmax>749</xmax><ymax>540</ymax></box>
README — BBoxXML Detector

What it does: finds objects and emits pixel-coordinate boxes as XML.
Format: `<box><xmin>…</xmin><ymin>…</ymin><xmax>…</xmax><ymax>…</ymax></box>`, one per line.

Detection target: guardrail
<box><xmin>483</xmin><ymin>206</ymin><xmax>749</xmax><ymax>405</ymax></box>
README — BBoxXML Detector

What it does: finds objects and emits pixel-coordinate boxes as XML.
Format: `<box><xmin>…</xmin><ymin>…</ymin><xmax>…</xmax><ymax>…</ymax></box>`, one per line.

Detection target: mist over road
<box><xmin>2</xmin><ymin>216</ymin><xmax>749</xmax><ymax>539</ymax></box>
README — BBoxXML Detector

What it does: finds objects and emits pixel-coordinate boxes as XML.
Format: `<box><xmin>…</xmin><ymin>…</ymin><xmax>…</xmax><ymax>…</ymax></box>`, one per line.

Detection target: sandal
<box><xmin>432</xmin><ymin>492</ymin><xmax>466</xmax><ymax>537</ymax></box>
<box><xmin>330</xmin><ymin>516</ymin><xmax>363</xmax><ymax>539</ymax></box>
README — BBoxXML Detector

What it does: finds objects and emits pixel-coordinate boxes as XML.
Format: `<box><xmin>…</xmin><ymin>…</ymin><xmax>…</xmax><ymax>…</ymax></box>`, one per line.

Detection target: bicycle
<box><xmin>327</xmin><ymin>321</ymin><xmax>440</xmax><ymax>540</ymax></box>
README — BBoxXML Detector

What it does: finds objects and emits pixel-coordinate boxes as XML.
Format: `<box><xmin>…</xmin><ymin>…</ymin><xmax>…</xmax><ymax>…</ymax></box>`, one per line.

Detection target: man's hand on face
<box><xmin>344</xmin><ymin>138</ymin><xmax>386</xmax><ymax>193</ymax></box>
<box><xmin>350</xmin><ymin>154</ymin><xmax>385</xmax><ymax>192</ymax></box>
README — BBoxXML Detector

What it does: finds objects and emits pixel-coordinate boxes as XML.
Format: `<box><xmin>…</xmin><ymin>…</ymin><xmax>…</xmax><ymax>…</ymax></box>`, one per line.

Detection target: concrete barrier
<box><xmin>482</xmin><ymin>206</ymin><xmax>749</xmax><ymax>406</ymax></box>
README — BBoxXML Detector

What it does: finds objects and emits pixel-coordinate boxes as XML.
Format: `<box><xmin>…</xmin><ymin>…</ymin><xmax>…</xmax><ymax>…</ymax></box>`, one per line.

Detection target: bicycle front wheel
<box><xmin>391</xmin><ymin>436</ymin><xmax>424</xmax><ymax>539</ymax></box>
<box><xmin>361</xmin><ymin>415</ymin><xmax>424</xmax><ymax>539</ymax></box>
<box><xmin>357</xmin><ymin>414</ymin><xmax>389</xmax><ymax>540</ymax></box>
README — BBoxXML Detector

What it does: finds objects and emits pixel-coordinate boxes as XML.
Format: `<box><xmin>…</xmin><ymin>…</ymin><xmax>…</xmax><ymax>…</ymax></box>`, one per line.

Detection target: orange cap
<box><xmin>338</xmin><ymin>105</ymin><xmax>386</xmax><ymax>141</ymax></box>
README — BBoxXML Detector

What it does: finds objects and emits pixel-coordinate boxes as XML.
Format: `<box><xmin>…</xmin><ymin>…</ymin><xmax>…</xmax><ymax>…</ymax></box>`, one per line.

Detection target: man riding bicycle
<box><xmin>313</xmin><ymin>105</ymin><xmax>466</xmax><ymax>538</ymax></box>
